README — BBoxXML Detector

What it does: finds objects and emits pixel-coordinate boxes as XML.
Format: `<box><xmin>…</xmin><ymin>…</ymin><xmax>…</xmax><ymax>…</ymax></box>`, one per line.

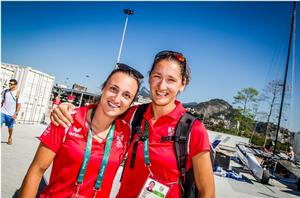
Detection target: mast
<box><xmin>273</xmin><ymin>2</ymin><xmax>296</xmax><ymax>154</ymax></box>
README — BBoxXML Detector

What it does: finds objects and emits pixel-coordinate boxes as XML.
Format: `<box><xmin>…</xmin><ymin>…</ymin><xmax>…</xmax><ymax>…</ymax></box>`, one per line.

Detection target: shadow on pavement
<box><xmin>231</xmin><ymin>166</ymin><xmax>254</xmax><ymax>184</ymax></box>
<box><xmin>12</xmin><ymin>176</ymin><xmax>47</xmax><ymax>198</ymax></box>
<box><xmin>281</xmin><ymin>190</ymin><xmax>300</xmax><ymax>196</ymax></box>
<box><xmin>258</xmin><ymin>192</ymin><xmax>279</xmax><ymax>198</ymax></box>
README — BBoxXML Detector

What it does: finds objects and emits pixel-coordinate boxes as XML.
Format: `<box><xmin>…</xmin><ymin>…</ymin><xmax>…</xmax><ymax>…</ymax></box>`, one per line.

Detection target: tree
<box><xmin>233</xmin><ymin>87</ymin><xmax>259</xmax><ymax>136</ymax></box>
<box><xmin>233</xmin><ymin>87</ymin><xmax>259</xmax><ymax>116</ymax></box>
<box><xmin>231</xmin><ymin>108</ymin><xmax>254</xmax><ymax>136</ymax></box>
<box><xmin>259</xmin><ymin>79</ymin><xmax>290</xmax><ymax>147</ymax></box>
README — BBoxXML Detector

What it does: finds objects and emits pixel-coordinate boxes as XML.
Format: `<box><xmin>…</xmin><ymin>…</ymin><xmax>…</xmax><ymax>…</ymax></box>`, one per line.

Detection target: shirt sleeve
<box><xmin>39</xmin><ymin>123</ymin><xmax>66</xmax><ymax>153</ymax></box>
<box><xmin>188</xmin><ymin>120</ymin><xmax>210</xmax><ymax>158</ymax></box>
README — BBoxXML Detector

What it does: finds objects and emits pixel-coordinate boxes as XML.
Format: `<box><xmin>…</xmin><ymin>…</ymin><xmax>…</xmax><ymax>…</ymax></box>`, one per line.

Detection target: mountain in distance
<box><xmin>137</xmin><ymin>90</ymin><xmax>233</xmax><ymax>120</ymax></box>
<box><xmin>183</xmin><ymin>98</ymin><xmax>233</xmax><ymax>118</ymax></box>
<box><xmin>183</xmin><ymin>99</ymin><xmax>295</xmax><ymax>136</ymax></box>
<box><xmin>138</xmin><ymin>86</ymin><xmax>151</xmax><ymax>98</ymax></box>
<box><xmin>183</xmin><ymin>102</ymin><xmax>198</xmax><ymax>107</ymax></box>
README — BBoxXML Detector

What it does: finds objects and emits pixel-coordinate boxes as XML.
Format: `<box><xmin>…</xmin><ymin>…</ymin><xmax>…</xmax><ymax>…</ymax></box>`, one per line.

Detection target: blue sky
<box><xmin>2</xmin><ymin>1</ymin><xmax>300</xmax><ymax>132</ymax></box>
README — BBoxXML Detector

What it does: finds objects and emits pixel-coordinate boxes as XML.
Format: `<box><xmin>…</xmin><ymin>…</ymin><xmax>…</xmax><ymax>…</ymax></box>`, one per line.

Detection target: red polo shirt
<box><xmin>39</xmin><ymin>105</ymin><xmax>130</xmax><ymax>198</ymax></box>
<box><xmin>117</xmin><ymin>101</ymin><xmax>210</xmax><ymax>198</ymax></box>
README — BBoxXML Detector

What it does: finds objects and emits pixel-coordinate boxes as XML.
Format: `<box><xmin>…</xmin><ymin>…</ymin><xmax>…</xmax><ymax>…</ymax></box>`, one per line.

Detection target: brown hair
<box><xmin>9</xmin><ymin>79</ymin><xmax>18</xmax><ymax>85</ymax></box>
<box><xmin>101</xmin><ymin>64</ymin><xmax>143</xmax><ymax>100</ymax></box>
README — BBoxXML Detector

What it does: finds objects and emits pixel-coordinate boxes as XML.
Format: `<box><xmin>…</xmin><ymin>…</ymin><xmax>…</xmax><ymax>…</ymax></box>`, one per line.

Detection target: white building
<box><xmin>1</xmin><ymin>63</ymin><xmax>55</xmax><ymax>124</ymax></box>
<box><xmin>292</xmin><ymin>132</ymin><xmax>300</xmax><ymax>161</ymax></box>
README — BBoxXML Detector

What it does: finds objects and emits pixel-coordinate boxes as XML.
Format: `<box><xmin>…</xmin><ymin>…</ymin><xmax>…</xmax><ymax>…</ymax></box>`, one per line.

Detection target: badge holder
<box><xmin>138</xmin><ymin>166</ymin><xmax>172</xmax><ymax>198</ymax></box>
<box><xmin>71</xmin><ymin>183</ymin><xmax>88</xmax><ymax>198</ymax></box>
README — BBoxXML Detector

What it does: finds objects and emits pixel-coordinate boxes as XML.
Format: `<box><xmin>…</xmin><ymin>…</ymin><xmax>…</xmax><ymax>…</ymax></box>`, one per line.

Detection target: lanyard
<box><xmin>143</xmin><ymin>121</ymin><xmax>150</xmax><ymax>166</ymax></box>
<box><xmin>94</xmin><ymin>123</ymin><xmax>115</xmax><ymax>189</ymax></box>
<box><xmin>76</xmin><ymin>108</ymin><xmax>115</xmax><ymax>193</ymax></box>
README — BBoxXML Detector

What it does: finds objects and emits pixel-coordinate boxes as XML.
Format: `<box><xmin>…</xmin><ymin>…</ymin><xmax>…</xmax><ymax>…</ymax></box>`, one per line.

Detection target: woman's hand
<box><xmin>50</xmin><ymin>102</ymin><xmax>75</xmax><ymax>127</ymax></box>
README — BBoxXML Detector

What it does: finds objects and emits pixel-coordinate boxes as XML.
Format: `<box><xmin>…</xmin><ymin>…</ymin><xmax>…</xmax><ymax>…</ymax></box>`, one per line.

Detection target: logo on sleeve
<box><xmin>42</xmin><ymin>124</ymin><xmax>52</xmax><ymax>136</ymax></box>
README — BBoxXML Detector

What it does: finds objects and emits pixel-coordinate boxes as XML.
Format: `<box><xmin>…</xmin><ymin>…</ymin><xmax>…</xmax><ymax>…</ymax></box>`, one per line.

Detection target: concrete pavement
<box><xmin>1</xmin><ymin>123</ymin><xmax>50</xmax><ymax>198</ymax></box>
<box><xmin>2</xmin><ymin>123</ymin><xmax>300</xmax><ymax>198</ymax></box>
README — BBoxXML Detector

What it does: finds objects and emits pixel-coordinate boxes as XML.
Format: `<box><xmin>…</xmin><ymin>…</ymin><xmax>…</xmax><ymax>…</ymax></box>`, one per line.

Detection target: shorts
<box><xmin>1</xmin><ymin>113</ymin><xmax>15</xmax><ymax>129</ymax></box>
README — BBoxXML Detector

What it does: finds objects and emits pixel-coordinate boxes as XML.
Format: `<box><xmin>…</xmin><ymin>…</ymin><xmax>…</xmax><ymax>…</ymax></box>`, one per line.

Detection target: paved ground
<box><xmin>1</xmin><ymin>123</ymin><xmax>50</xmax><ymax>198</ymax></box>
<box><xmin>1</xmin><ymin>123</ymin><xmax>300</xmax><ymax>198</ymax></box>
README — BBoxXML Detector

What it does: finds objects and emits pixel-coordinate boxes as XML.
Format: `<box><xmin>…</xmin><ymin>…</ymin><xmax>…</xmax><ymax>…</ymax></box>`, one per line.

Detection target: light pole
<box><xmin>116</xmin><ymin>9</ymin><xmax>134</xmax><ymax>66</ymax></box>
<box><xmin>64</xmin><ymin>77</ymin><xmax>69</xmax><ymax>88</ymax></box>
<box><xmin>84</xmin><ymin>75</ymin><xmax>90</xmax><ymax>92</ymax></box>
<box><xmin>79</xmin><ymin>75</ymin><xmax>90</xmax><ymax>106</ymax></box>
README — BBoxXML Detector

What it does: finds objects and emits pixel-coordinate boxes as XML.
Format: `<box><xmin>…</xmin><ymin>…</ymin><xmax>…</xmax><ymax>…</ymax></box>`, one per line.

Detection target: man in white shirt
<box><xmin>1</xmin><ymin>79</ymin><xmax>22</xmax><ymax>145</ymax></box>
<box><xmin>287</xmin><ymin>146</ymin><xmax>295</xmax><ymax>161</ymax></box>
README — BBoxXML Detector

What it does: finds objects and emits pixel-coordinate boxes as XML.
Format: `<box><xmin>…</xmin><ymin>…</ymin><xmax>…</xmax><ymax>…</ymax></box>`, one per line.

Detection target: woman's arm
<box><xmin>192</xmin><ymin>151</ymin><xmax>215</xmax><ymax>198</ymax></box>
<box><xmin>19</xmin><ymin>143</ymin><xmax>56</xmax><ymax>198</ymax></box>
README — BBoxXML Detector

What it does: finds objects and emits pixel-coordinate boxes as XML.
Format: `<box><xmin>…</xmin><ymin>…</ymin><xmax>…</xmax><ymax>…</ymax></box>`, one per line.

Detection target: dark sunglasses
<box><xmin>116</xmin><ymin>63</ymin><xmax>144</xmax><ymax>79</ymax></box>
<box><xmin>154</xmin><ymin>50</ymin><xmax>186</xmax><ymax>64</ymax></box>
<box><xmin>9</xmin><ymin>83</ymin><xmax>16</xmax><ymax>86</ymax></box>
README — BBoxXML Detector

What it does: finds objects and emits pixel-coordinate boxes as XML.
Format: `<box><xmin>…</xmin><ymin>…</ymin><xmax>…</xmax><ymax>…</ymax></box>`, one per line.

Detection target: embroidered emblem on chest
<box><xmin>115</xmin><ymin>134</ymin><xmax>124</xmax><ymax>148</ymax></box>
<box><xmin>68</xmin><ymin>126</ymin><xmax>84</xmax><ymax>138</ymax></box>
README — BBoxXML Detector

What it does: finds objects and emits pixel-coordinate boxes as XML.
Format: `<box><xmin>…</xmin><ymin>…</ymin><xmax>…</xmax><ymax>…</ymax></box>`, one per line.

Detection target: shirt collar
<box><xmin>73</xmin><ymin>104</ymin><xmax>97</xmax><ymax>127</ymax></box>
<box><xmin>144</xmin><ymin>100</ymin><xmax>186</xmax><ymax>122</ymax></box>
<box><xmin>73</xmin><ymin>104</ymin><xmax>125</xmax><ymax>139</ymax></box>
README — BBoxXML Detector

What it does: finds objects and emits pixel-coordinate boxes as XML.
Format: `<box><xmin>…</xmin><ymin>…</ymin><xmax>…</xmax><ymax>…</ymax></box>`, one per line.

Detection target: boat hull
<box><xmin>236</xmin><ymin>144</ymin><xmax>270</xmax><ymax>184</ymax></box>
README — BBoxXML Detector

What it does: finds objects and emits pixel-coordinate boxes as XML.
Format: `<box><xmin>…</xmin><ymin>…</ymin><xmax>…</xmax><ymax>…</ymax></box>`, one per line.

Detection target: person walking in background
<box><xmin>50</xmin><ymin>50</ymin><xmax>215</xmax><ymax>198</ymax></box>
<box><xmin>19</xmin><ymin>64</ymin><xmax>143</xmax><ymax>198</ymax></box>
<box><xmin>1</xmin><ymin>79</ymin><xmax>22</xmax><ymax>145</ymax></box>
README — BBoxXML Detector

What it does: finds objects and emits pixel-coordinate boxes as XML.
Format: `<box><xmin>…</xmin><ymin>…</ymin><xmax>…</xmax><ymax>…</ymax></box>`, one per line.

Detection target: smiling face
<box><xmin>149</xmin><ymin>59</ymin><xmax>186</xmax><ymax>110</ymax></box>
<box><xmin>99</xmin><ymin>71</ymin><xmax>139</xmax><ymax>119</ymax></box>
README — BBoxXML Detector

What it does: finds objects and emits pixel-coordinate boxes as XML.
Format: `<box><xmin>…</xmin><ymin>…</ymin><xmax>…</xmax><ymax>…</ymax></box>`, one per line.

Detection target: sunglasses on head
<box><xmin>155</xmin><ymin>50</ymin><xmax>186</xmax><ymax>64</ymax></box>
<box><xmin>116</xmin><ymin>63</ymin><xmax>144</xmax><ymax>80</ymax></box>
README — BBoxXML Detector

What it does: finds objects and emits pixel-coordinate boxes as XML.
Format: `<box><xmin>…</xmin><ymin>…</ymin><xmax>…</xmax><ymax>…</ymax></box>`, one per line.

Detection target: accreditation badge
<box><xmin>138</xmin><ymin>176</ymin><xmax>170</xmax><ymax>198</ymax></box>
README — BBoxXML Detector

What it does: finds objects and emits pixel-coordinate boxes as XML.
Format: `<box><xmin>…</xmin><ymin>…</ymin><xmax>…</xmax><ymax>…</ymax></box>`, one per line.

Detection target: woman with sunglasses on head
<box><xmin>19</xmin><ymin>63</ymin><xmax>144</xmax><ymax>198</ymax></box>
<box><xmin>51</xmin><ymin>51</ymin><xmax>215</xmax><ymax>198</ymax></box>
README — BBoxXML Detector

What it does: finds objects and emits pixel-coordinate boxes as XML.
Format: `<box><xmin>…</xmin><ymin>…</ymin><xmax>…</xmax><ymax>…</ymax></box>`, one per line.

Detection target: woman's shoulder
<box><xmin>188</xmin><ymin>118</ymin><xmax>210</xmax><ymax>156</ymax></box>
<box><xmin>191</xmin><ymin>118</ymin><xmax>205</xmax><ymax>129</ymax></box>
<box><xmin>189</xmin><ymin>118</ymin><xmax>208</xmax><ymax>139</ymax></box>
<box><xmin>72</xmin><ymin>104</ymin><xmax>96</xmax><ymax>123</ymax></box>
<box><xmin>118</xmin><ymin>104</ymin><xmax>144</xmax><ymax>123</ymax></box>
<box><xmin>114</xmin><ymin>117</ymin><xmax>131</xmax><ymax>145</ymax></box>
